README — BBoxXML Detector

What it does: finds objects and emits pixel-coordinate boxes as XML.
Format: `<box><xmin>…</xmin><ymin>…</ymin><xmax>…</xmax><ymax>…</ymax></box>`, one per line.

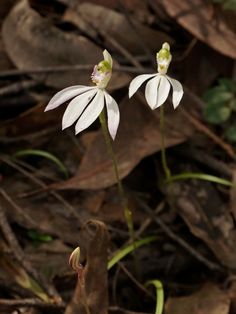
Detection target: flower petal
<box><xmin>154</xmin><ymin>75</ymin><xmax>171</xmax><ymax>109</ymax></box>
<box><xmin>129</xmin><ymin>74</ymin><xmax>156</xmax><ymax>98</ymax></box>
<box><xmin>62</xmin><ymin>89</ymin><xmax>98</xmax><ymax>130</ymax></box>
<box><xmin>145</xmin><ymin>75</ymin><xmax>161</xmax><ymax>109</ymax></box>
<box><xmin>103</xmin><ymin>49</ymin><xmax>113</xmax><ymax>68</ymax></box>
<box><xmin>45</xmin><ymin>85</ymin><xmax>96</xmax><ymax>111</ymax></box>
<box><xmin>75</xmin><ymin>90</ymin><xmax>105</xmax><ymax>135</ymax></box>
<box><xmin>166</xmin><ymin>76</ymin><xmax>184</xmax><ymax>109</ymax></box>
<box><xmin>104</xmin><ymin>92</ymin><xmax>120</xmax><ymax>140</ymax></box>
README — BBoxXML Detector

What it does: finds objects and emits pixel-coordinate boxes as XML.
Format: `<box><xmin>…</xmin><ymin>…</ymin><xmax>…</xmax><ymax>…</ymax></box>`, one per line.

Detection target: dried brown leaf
<box><xmin>166</xmin><ymin>283</ymin><xmax>230</xmax><ymax>314</ymax></box>
<box><xmin>64</xmin><ymin>2</ymin><xmax>173</xmax><ymax>55</ymax></box>
<box><xmin>162</xmin><ymin>0</ymin><xmax>236</xmax><ymax>59</ymax></box>
<box><xmin>2</xmin><ymin>0</ymin><xmax>129</xmax><ymax>89</ymax></box>
<box><xmin>172</xmin><ymin>178</ymin><xmax>236</xmax><ymax>269</ymax></box>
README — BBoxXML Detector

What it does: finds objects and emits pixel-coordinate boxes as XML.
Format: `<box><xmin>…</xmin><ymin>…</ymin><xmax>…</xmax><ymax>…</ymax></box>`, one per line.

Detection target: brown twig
<box><xmin>0</xmin><ymin>80</ymin><xmax>39</xmax><ymax>97</ymax></box>
<box><xmin>141</xmin><ymin>202</ymin><xmax>222</xmax><ymax>271</ymax></box>
<box><xmin>118</xmin><ymin>262</ymin><xmax>153</xmax><ymax>299</ymax></box>
<box><xmin>0</xmin><ymin>188</ymin><xmax>37</xmax><ymax>228</ymax></box>
<box><xmin>0</xmin><ymin>204</ymin><xmax>61</xmax><ymax>300</ymax></box>
<box><xmin>0</xmin><ymin>154</ymin><xmax>82</xmax><ymax>225</ymax></box>
<box><xmin>0</xmin><ymin>126</ymin><xmax>59</xmax><ymax>144</ymax></box>
<box><xmin>181</xmin><ymin>109</ymin><xmax>236</xmax><ymax>160</ymax></box>
<box><xmin>0</xmin><ymin>64</ymin><xmax>152</xmax><ymax>79</ymax></box>
<box><xmin>78</xmin><ymin>14</ymin><xmax>144</xmax><ymax>69</ymax></box>
<box><xmin>0</xmin><ymin>298</ymin><xmax>65</xmax><ymax>310</ymax></box>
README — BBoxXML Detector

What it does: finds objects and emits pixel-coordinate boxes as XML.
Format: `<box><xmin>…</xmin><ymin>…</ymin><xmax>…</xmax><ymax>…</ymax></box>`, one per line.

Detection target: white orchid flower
<box><xmin>129</xmin><ymin>43</ymin><xmax>183</xmax><ymax>110</ymax></box>
<box><xmin>45</xmin><ymin>50</ymin><xmax>120</xmax><ymax>140</ymax></box>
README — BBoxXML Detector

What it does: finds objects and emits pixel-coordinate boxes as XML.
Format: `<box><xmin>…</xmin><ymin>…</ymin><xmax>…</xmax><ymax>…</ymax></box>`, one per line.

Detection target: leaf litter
<box><xmin>0</xmin><ymin>0</ymin><xmax>236</xmax><ymax>313</ymax></box>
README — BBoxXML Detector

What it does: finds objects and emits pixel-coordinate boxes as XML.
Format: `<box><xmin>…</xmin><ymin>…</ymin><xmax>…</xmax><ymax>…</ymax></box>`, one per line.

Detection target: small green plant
<box><xmin>28</xmin><ymin>230</ymin><xmax>53</xmax><ymax>244</ymax></box>
<box><xmin>213</xmin><ymin>0</ymin><xmax>236</xmax><ymax>10</ymax></box>
<box><xmin>146</xmin><ymin>280</ymin><xmax>164</xmax><ymax>314</ymax></box>
<box><xmin>203</xmin><ymin>78</ymin><xmax>236</xmax><ymax>142</ymax></box>
<box><xmin>13</xmin><ymin>149</ymin><xmax>69</xmax><ymax>178</ymax></box>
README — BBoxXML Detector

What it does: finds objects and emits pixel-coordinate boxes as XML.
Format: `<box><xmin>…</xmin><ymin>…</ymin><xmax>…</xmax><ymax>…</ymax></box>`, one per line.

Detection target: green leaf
<box><xmin>107</xmin><ymin>236</ymin><xmax>158</xmax><ymax>270</ymax></box>
<box><xmin>219</xmin><ymin>78</ymin><xmax>236</xmax><ymax>92</ymax></box>
<box><xmin>229</xmin><ymin>98</ymin><xmax>236</xmax><ymax>111</ymax></box>
<box><xmin>223</xmin><ymin>0</ymin><xmax>236</xmax><ymax>10</ymax></box>
<box><xmin>225</xmin><ymin>126</ymin><xmax>236</xmax><ymax>142</ymax></box>
<box><xmin>203</xmin><ymin>101</ymin><xmax>231</xmax><ymax>124</ymax></box>
<box><xmin>146</xmin><ymin>280</ymin><xmax>164</xmax><ymax>314</ymax></box>
<box><xmin>28</xmin><ymin>230</ymin><xmax>53</xmax><ymax>243</ymax></box>
<box><xmin>13</xmin><ymin>149</ymin><xmax>69</xmax><ymax>179</ymax></box>
<box><xmin>167</xmin><ymin>172</ymin><xmax>235</xmax><ymax>187</ymax></box>
<box><xmin>204</xmin><ymin>90</ymin><xmax>232</xmax><ymax>106</ymax></box>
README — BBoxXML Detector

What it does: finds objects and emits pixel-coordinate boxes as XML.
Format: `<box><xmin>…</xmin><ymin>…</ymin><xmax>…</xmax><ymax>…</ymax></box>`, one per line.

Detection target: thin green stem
<box><xmin>99</xmin><ymin>109</ymin><xmax>134</xmax><ymax>238</ymax></box>
<box><xmin>160</xmin><ymin>106</ymin><xmax>171</xmax><ymax>180</ymax></box>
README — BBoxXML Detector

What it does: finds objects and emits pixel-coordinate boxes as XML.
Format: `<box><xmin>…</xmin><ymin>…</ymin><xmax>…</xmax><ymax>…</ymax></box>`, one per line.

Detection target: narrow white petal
<box><xmin>128</xmin><ymin>74</ymin><xmax>157</xmax><ymax>98</ymax></box>
<box><xmin>103</xmin><ymin>49</ymin><xmax>113</xmax><ymax>68</ymax></box>
<box><xmin>154</xmin><ymin>75</ymin><xmax>171</xmax><ymax>109</ymax></box>
<box><xmin>104</xmin><ymin>92</ymin><xmax>120</xmax><ymax>140</ymax></box>
<box><xmin>75</xmin><ymin>90</ymin><xmax>105</xmax><ymax>135</ymax></box>
<box><xmin>62</xmin><ymin>89</ymin><xmax>98</xmax><ymax>130</ymax></box>
<box><xmin>45</xmin><ymin>85</ymin><xmax>96</xmax><ymax>111</ymax></box>
<box><xmin>166</xmin><ymin>76</ymin><xmax>184</xmax><ymax>109</ymax></box>
<box><xmin>145</xmin><ymin>75</ymin><xmax>161</xmax><ymax>110</ymax></box>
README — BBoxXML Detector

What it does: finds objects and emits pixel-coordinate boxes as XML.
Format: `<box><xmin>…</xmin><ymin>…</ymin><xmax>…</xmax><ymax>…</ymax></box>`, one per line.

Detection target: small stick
<box><xmin>0</xmin><ymin>64</ymin><xmax>152</xmax><ymax>78</ymax></box>
<box><xmin>181</xmin><ymin>109</ymin><xmax>236</xmax><ymax>160</ymax></box>
<box><xmin>141</xmin><ymin>202</ymin><xmax>222</xmax><ymax>271</ymax></box>
<box><xmin>0</xmin><ymin>298</ymin><xmax>65</xmax><ymax>310</ymax></box>
<box><xmin>0</xmin><ymin>154</ymin><xmax>82</xmax><ymax>225</ymax></box>
<box><xmin>0</xmin><ymin>80</ymin><xmax>38</xmax><ymax>97</ymax></box>
<box><xmin>0</xmin><ymin>204</ymin><xmax>60</xmax><ymax>300</ymax></box>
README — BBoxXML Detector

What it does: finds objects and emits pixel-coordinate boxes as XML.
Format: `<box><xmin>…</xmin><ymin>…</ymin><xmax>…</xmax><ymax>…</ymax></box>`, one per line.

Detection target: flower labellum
<box><xmin>129</xmin><ymin>42</ymin><xmax>183</xmax><ymax>110</ymax></box>
<box><xmin>45</xmin><ymin>50</ymin><xmax>120</xmax><ymax>140</ymax></box>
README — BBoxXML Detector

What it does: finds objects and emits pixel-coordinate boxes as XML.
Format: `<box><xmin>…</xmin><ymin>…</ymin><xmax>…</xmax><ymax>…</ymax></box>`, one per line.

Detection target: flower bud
<box><xmin>69</xmin><ymin>246</ymin><xmax>83</xmax><ymax>272</ymax></box>
<box><xmin>156</xmin><ymin>42</ymin><xmax>172</xmax><ymax>75</ymax></box>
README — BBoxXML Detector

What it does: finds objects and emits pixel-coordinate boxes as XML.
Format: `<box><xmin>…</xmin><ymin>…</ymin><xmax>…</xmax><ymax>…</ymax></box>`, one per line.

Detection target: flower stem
<box><xmin>99</xmin><ymin>109</ymin><xmax>134</xmax><ymax>237</ymax></box>
<box><xmin>160</xmin><ymin>105</ymin><xmax>171</xmax><ymax>180</ymax></box>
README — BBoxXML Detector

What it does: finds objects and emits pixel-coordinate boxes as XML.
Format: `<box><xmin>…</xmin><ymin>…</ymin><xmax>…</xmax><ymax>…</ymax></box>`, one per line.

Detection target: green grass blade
<box><xmin>166</xmin><ymin>172</ymin><xmax>235</xmax><ymax>187</ymax></box>
<box><xmin>13</xmin><ymin>149</ymin><xmax>69</xmax><ymax>179</ymax></box>
<box><xmin>108</xmin><ymin>236</ymin><xmax>158</xmax><ymax>270</ymax></box>
<box><xmin>146</xmin><ymin>280</ymin><xmax>164</xmax><ymax>314</ymax></box>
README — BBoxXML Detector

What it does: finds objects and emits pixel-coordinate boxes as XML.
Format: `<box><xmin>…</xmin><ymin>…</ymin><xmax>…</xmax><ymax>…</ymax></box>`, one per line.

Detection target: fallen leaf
<box><xmin>65</xmin><ymin>220</ymin><xmax>109</xmax><ymax>314</ymax></box>
<box><xmin>171</xmin><ymin>178</ymin><xmax>236</xmax><ymax>269</ymax></box>
<box><xmin>162</xmin><ymin>0</ymin><xmax>236</xmax><ymax>59</ymax></box>
<box><xmin>64</xmin><ymin>2</ymin><xmax>173</xmax><ymax>55</ymax></box>
<box><xmin>2</xmin><ymin>0</ymin><xmax>129</xmax><ymax>90</ymax></box>
<box><xmin>166</xmin><ymin>283</ymin><xmax>230</xmax><ymax>314</ymax></box>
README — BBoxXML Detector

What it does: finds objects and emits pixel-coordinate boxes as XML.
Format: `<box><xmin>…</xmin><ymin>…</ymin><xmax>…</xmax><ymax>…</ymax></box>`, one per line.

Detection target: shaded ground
<box><xmin>0</xmin><ymin>1</ymin><xmax>236</xmax><ymax>313</ymax></box>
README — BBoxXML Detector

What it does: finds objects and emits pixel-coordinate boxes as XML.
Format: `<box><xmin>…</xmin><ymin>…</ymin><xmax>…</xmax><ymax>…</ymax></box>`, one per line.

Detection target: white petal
<box><xmin>45</xmin><ymin>85</ymin><xmax>96</xmax><ymax>111</ymax></box>
<box><xmin>166</xmin><ymin>76</ymin><xmax>184</xmax><ymax>109</ymax></box>
<box><xmin>154</xmin><ymin>75</ymin><xmax>171</xmax><ymax>109</ymax></box>
<box><xmin>128</xmin><ymin>74</ymin><xmax>157</xmax><ymax>98</ymax></box>
<box><xmin>62</xmin><ymin>89</ymin><xmax>98</xmax><ymax>130</ymax></box>
<box><xmin>75</xmin><ymin>90</ymin><xmax>105</xmax><ymax>135</ymax></box>
<box><xmin>145</xmin><ymin>75</ymin><xmax>161</xmax><ymax>110</ymax></box>
<box><xmin>104</xmin><ymin>92</ymin><xmax>120</xmax><ymax>140</ymax></box>
<box><xmin>103</xmin><ymin>49</ymin><xmax>113</xmax><ymax>68</ymax></box>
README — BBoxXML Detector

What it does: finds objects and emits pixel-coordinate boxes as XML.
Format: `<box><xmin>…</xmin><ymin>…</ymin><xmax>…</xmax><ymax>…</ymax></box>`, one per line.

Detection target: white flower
<box><xmin>129</xmin><ymin>43</ymin><xmax>183</xmax><ymax>110</ymax></box>
<box><xmin>45</xmin><ymin>50</ymin><xmax>120</xmax><ymax>140</ymax></box>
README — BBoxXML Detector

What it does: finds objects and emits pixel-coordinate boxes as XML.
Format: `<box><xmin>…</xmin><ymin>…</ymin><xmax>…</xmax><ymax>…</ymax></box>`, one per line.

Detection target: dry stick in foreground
<box><xmin>0</xmin><ymin>298</ymin><xmax>65</xmax><ymax>310</ymax></box>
